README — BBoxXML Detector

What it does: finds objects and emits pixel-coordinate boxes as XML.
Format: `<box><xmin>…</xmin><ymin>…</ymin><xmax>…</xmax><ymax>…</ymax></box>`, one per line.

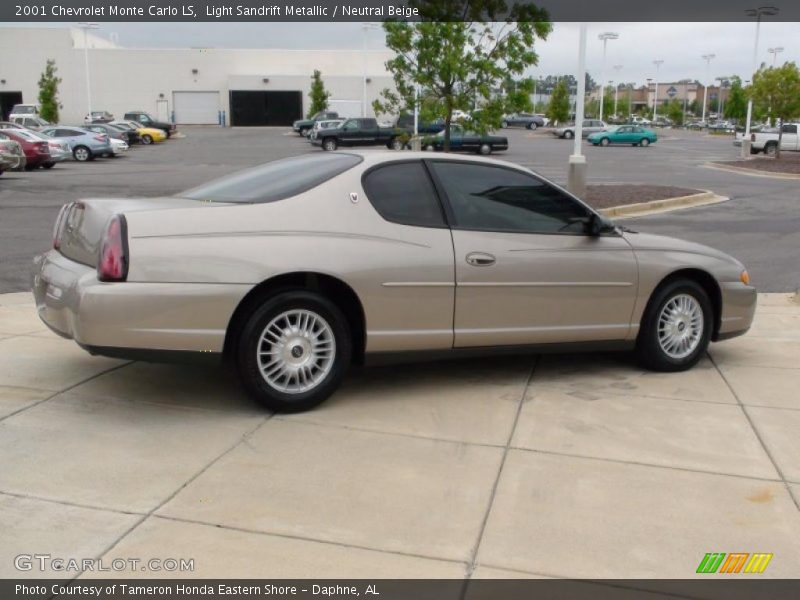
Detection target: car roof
<box><xmin>338</xmin><ymin>150</ymin><xmax>525</xmax><ymax>172</ymax></box>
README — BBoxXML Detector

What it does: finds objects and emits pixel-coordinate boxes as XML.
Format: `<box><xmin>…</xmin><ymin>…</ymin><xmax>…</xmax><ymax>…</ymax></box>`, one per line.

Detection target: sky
<box><xmin>3</xmin><ymin>21</ymin><xmax>797</xmax><ymax>85</ymax></box>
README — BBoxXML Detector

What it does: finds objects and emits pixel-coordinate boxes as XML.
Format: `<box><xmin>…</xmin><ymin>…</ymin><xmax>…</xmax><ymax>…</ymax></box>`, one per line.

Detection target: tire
<box><xmin>389</xmin><ymin>137</ymin><xmax>404</xmax><ymax>151</ymax></box>
<box><xmin>42</xmin><ymin>162</ymin><xmax>55</xmax><ymax>169</ymax></box>
<box><xmin>764</xmin><ymin>142</ymin><xmax>777</xmax><ymax>156</ymax></box>
<box><xmin>141</xmin><ymin>134</ymin><xmax>153</xmax><ymax>145</ymax></box>
<box><xmin>73</xmin><ymin>146</ymin><xmax>91</xmax><ymax>162</ymax></box>
<box><xmin>478</xmin><ymin>143</ymin><xmax>492</xmax><ymax>155</ymax></box>
<box><xmin>637</xmin><ymin>279</ymin><xmax>713</xmax><ymax>372</ymax></box>
<box><xmin>501</xmin><ymin>121</ymin><xmax>509</xmax><ymax>129</ymax></box>
<box><xmin>425</xmin><ymin>144</ymin><xmax>435</xmax><ymax>152</ymax></box>
<box><xmin>640</xmin><ymin>138</ymin><xmax>650</xmax><ymax>147</ymax></box>
<box><xmin>322</xmin><ymin>138</ymin><xmax>338</xmax><ymax>151</ymax></box>
<box><xmin>600</xmin><ymin>137</ymin><xmax>610</xmax><ymax>146</ymax></box>
<box><xmin>526</xmin><ymin>122</ymin><xmax>538</xmax><ymax>130</ymax></box>
<box><xmin>236</xmin><ymin>291</ymin><xmax>352</xmax><ymax>413</ymax></box>
<box><xmin>299</xmin><ymin>127</ymin><xmax>309</xmax><ymax>137</ymax></box>
<box><xmin>563</xmin><ymin>130</ymin><xmax>574</xmax><ymax>139</ymax></box>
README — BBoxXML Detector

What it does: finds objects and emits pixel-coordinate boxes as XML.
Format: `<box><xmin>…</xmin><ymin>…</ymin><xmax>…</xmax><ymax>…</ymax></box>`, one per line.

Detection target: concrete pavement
<box><xmin>0</xmin><ymin>292</ymin><xmax>799</xmax><ymax>579</ymax></box>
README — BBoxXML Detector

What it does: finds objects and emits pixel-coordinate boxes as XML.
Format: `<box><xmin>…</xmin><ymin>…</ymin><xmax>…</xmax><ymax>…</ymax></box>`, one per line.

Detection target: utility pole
<box><xmin>78</xmin><ymin>22</ymin><xmax>99</xmax><ymax>121</ymax></box>
<box><xmin>743</xmin><ymin>6</ymin><xmax>779</xmax><ymax>156</ymax></box>
<box><xmin>613</xmin><ymin>65</ymin><xmax>622</xmax><ymax>119</ymax></box>
<box><xmin>701</xmin><ymin>53</ymin><xmax>715</xmax><ymax>123</ymax></box>
<box><xmin>652</xmin><ymin>60</ymin><xmax>663</xmax><ymax>123</ymax></box>
<box><xmin>597</xmin><ymin>32</ymin><xmax>619</xmax><ymax>122</ymax></box>
<box><xmin>568</xmin><ymin>23</ymin><xmax>588</xmax><ymax>199</ymax></box>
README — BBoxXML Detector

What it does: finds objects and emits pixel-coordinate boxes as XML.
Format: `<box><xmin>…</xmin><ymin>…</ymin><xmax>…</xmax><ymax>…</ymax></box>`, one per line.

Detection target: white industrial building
<box><xmin>0</xmin><ymin>27</ymin><xmax>395</xmax><ymax>126</ymax></box>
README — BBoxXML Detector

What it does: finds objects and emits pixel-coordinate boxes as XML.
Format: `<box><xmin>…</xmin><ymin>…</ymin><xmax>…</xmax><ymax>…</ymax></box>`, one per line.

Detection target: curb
<box><xmin>703</xmin><ymin>162</ymin><xmax>800</xmax><ymax>180</ymax></box>
<box><xmin>599</xmin><ymin>191</ymin><xmax>727</xmax><ymax>220</ymax></box>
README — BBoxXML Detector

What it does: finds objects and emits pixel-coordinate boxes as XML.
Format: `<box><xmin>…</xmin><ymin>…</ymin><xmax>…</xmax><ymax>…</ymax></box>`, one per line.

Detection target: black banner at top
<box><xmin>3</xmin><ymin>0</ymin><xmax>800</xmax><ymax>22</ymax></box>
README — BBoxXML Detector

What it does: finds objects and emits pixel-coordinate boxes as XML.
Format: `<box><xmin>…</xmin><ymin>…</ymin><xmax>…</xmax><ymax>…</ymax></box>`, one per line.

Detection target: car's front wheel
<box><xmin>237</xmin><ymin>291</ymin><xmax>351</xmax><ymax>413</ymax></box>
<box><xmin>563</xmin><ymin>130</ymin><xmax>574</xmax><ymax>139</ymax></box>
<box><xmin>600</xmin><ymin>137</ymin><xmax>610</xmax><ymax>146</ymax></box>
<box><xmin>640</xmin><ymin>138</ymin><xmax>651</xmax><ymax>147</ymax></box>
<box><xmin>73</xmin><ymin>146</ymin><xmax>91</xmax><ymax>162</ymax></box>
<box><xmin>389</xmin><ymin>137</ymin><xmax>404</xmax><ymax>151</ymax></box>
<box><xmin>478</xmin><ymin>143</ymin><xmax>492</xmax><ymax>155</ymax></box>
<box><xmin>637</xmin><ymin>279</ymin><xmax>712</xmax><ymax>372</ymax></box>
<box><xmin>500</xmin><ymin>120</ymin><xmax>509</xmax><ymax>128</ymax></box>
<box><xmin>322</xmin><ymin>138</ymin><xmax>338</xmax><ymax>151</ymax></box>
<box><xmin>141</xmin><ymin>134</ymin><xmax>153</xmax><ymax>145</ymax></box>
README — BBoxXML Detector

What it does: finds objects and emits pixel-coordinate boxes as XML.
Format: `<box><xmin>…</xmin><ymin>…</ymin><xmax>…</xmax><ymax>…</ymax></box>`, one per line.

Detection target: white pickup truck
<box><xmin>736</xmin><ymin>123</ymin><xmax>800</xmax><ymax>155</ymax></box>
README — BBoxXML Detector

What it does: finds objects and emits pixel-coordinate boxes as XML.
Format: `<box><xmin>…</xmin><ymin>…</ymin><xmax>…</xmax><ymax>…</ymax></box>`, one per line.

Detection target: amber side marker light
<box><xmin>741</xmin><ymin>270</ymin><xmax>750</xmax><ymax>285</ymax></box>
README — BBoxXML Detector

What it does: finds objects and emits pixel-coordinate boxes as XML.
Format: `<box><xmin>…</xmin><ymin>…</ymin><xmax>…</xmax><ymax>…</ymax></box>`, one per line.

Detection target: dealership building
<box><xmin>0</xmin><ymin>27</ymin><xmax>395</xmax><ymax>126</ymax></box>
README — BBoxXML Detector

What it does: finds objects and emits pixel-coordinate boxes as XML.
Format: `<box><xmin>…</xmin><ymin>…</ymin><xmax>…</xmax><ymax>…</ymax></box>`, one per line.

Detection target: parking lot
<box><xmin>0</xmin><ymin>126</ymin><xmax>799</xmax><ymax>292</ymax></box>
<box><xmin>1</xmin><ymin>125</ymin><xmax>800</xmax><ymax>582</ymax></box>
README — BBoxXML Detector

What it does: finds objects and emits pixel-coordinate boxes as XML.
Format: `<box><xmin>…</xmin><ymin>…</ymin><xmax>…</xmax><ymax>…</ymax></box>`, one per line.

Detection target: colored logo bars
<box><xmin>696</xmin><ymin>553</ymin><xmax>773</xmax><ymax>574</ymax></box>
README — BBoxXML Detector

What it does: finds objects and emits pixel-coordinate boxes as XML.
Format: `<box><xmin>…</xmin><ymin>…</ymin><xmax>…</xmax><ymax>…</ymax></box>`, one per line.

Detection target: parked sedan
<box><xmin>85</xmin><ymin>123</ymin><xmax>139</xmax><ymax>145</ymax></box>
<box><xmin>31</xmin><ymin>152</ymin><xmax>756</xmax><ymax>413</ymax></box>
<box><xmin>0</xmin><ymin>128</ymin><xmax>51</xmax><ymax>169</ymax></box>
<box><xmin>422</xmin><ymin>125</ymin><xmax>508</xmax><ymax>154</ymax></box>
<box><xmin>588</xmin><ymin>125</ymin><xmax>657</xmax><ymax>147</ymax></box>
<box><xmin>112</xmin><ymin>120</ymin><xmax>165</xmax><ymax>144</ymax></box>
<box><xmin>30</xmin><ymin>131</ymin><xmax>71</xmax><ymax>166</ymax></box>
<box><xmin>553</xmin><ymin>119</ymin><xmax>607</xmax><ymax>139</ymax></box>
<box><xmin>84</xmin><ymin>111</ymin><xmax>115</xmax><ymax>124</ymax></box>
<box><xmin>40</xmin><ymin>126</ymin><xmax>113</xmax><ymax>161</ymax></box>
<box><xmin>501</xmin><ymin>113</ymin><xmax>546</xmax><ymax>130</ymax></box>
<box><xmin>11</xmin><ymin>116</ymin><xmax>52</xmax><ymax>131</ymax></box>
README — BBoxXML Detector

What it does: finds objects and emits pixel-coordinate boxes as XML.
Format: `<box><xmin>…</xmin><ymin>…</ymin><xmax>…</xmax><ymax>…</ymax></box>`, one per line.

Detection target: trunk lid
<box><xmin>56</xmin><ymin>197</ymin><xmax>213</xmax><ymax>267</ymax></box>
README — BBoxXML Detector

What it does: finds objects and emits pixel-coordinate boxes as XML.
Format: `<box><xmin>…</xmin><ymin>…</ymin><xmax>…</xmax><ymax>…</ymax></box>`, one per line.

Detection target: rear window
<box><xmin>178</xmin><ymin>153</ymin><xmax>363</xmax><ymax>204</ymax></box>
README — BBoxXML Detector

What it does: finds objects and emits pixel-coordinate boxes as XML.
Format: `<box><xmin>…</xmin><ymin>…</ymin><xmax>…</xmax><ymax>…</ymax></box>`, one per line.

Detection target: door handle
<box><xmin>466</xmin><ymin>252</ymin><xmax>496</xmax><ymax>267</ymax></box>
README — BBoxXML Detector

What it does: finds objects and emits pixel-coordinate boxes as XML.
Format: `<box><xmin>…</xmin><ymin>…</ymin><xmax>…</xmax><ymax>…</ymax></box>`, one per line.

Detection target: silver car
<box><xmin>32</xmin><ymin>152</ymin><xmax>756</xmax><ymax>412</ymax></box>
<box><xmin>553</xmin><ymin>119</ymin><xmax>608</xmax><ymax>139</ymax></box>
<box><xmin>0</xmin><ymin>137</ymin><xmax>26</xmax><ymax>171</ymax></box>
<box><xmin>39</xmin><ymin>126</ymin><xmax>113</xmax><ymax>161</ymax></box>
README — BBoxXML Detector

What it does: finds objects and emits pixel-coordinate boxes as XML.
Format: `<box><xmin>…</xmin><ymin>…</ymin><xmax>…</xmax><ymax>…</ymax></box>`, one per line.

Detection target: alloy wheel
<box><xmin>657</xmin><ymin>293</ymin><xmax>704</xmax><ymax>360</ymax></box>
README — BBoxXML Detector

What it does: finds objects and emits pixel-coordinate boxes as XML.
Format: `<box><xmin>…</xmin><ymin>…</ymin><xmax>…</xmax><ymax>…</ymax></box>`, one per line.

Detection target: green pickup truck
<box><xmin>309</xmin><ymin>118</ymin><xmax>405</xmax><ymax>151</ymax></box>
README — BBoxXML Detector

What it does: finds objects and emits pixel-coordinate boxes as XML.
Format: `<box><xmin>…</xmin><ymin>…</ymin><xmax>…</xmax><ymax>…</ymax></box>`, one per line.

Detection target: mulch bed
<box><xmin>584</xmin><ymin>185</ymin><xmax>702</xmax><ymax>210</ymax></box>
<box><xmin>713</xmin><ymin>152</ymin><xmax>800</xmax><ymax>175</ymax></box>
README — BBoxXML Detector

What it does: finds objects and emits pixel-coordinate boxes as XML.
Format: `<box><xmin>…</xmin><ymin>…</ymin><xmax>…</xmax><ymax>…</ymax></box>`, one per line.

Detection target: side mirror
<box><xmin>587</xmin><ymin>213</ymin><xmax>616</xmax><ymax>236</ymax></box>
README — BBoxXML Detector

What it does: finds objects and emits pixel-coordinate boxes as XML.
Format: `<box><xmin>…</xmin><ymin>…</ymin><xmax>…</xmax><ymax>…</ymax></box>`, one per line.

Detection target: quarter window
<box><xmin>430</xmin><ymin>162</ymin><xmax>590</xmax><ymax>234</ymax></box>
<box><xmin>363</xmin><ymin>162</ymin><xmax>445</xmax><ymax>228</ymax></box>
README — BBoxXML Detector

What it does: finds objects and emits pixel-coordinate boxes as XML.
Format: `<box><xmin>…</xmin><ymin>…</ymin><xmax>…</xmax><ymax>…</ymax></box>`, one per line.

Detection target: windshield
<box><xmin>14</xmin><ymin>106</ymin><xmax>37</xmax><ymax>114</ymax></box>
<box><xmin>178</xmin><ymin>153</ymin><xmax>363</xmax><ymax>204</ymax></box>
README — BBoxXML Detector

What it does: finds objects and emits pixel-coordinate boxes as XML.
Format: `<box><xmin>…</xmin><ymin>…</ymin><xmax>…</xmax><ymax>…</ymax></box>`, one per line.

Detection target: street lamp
<box><xmin>567</xmin><ymin>23</ymin><xmax>588</xmax><ymax>199</ymax></box>
<box><xmin>767</xmin><ymin>46</ymin><xmax>784</xmax><ymax>66</ymax></box>
<box><xmin>78</xmin><ymin>22</ymin><xmax>99</xmax><ymax>121</ymax></box>
<box><xmin>743</xmin><ymin>6</ymin><xmax>779</xmax><ymax>156</ymax></box>
<box><xmin>597</xmin><ymin>32</ymin><xmax>619</xmax><ymax>121</ymax></box>
<box><xmin>613</xmin><ymin>65</ymin><xmax>623</xmax><ymax>119</ymax></box>
<box><xmin>652</xmin><ymin>60</ymin><xmax>663</xmax><ymax>122</ymax></box>
<box><xmin>701</xmin><ymin>53</ymin><xmax>715</xmax><ymax>124</ymax></box>
<box><xmin>716</xmin><ymin>77</ymin><xmax>729</xmax><ymax>121</ymax></box>
<box><xmin>361</xmin><ymin>22</ymin><xmax>380</xmax><ymax>118</ymax></box>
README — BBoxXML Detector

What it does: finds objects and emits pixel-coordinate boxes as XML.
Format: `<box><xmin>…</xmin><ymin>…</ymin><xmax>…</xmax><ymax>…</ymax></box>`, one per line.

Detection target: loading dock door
<box><xmin>0</xmin><ymin>92</ymin><xmax>23</xmax><ymax>121</ymax></box>
<box><xmin>229</xmin><ymin>91</ymin><xmax>302</xmax><ymax>126</ymax></box>
<box><xmin>173</xmin><ymin>91</ymin><xmax>219</xmax><ymax>125</ymax></box>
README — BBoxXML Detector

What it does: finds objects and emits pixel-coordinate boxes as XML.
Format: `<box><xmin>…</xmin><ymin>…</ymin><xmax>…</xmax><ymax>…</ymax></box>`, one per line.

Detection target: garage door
<box><xmin>173</xmin><ymin>91</ymin><xmax>220</xmax><ymax>125</ymax></box>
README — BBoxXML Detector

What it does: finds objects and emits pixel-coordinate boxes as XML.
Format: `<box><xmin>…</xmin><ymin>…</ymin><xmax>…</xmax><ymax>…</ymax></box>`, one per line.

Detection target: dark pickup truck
<box><xmin>123</xmin><ymin>111</ymin><xmax>177</xmax><ymax>137</ymax></box>
<box><xmin>293</xmin><ymin>111</ymin><xmax>339</xmax><ymax>136</ymax></box>
<box><xmin>310</xmin><ymin>118</ymin><xmax>405</xmax><ymax>151</ymax></box>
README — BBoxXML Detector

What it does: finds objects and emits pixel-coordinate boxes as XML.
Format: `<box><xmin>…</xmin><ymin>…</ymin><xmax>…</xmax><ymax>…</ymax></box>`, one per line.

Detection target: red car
<box><xmin>0</xmin><ymin>128</ymin><xmax>51</xmax><ymax>169</ymax></box>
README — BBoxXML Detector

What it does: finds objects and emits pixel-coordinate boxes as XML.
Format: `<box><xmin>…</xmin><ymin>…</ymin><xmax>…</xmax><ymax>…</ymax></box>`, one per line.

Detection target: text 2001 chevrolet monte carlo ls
<box><xmin>32</xmin><ymin>152</ymin><xmax>756</xmax><ymax>412</ymax></box>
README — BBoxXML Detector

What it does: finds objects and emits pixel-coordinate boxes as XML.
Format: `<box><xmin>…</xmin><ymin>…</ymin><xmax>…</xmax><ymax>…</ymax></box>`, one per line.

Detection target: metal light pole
<box><xmin>652</xmin><ymin>60</ymin><xmax>663</xmax><ymax>122</ymax></box>
<box><xmin>612</xmin><ymin>65</ymin><xmax>622</xmax><ymax>119</ymax></box>
<box><xmin>597</xmin><ymin>32</ymin><xmax>619</xmax><ymax>122</ymax></box>
<box><xmin>716</xmin><ymin>78</ymin><xmax>727</xmax><ymax>120</ymax></box>
<box><xmin>743</xmin><ymin>6</ymin><xmax>779</xmax><ymax>156</ymax></box>
<box><xmin>361</xmin><ymin>22</ymin><xmax>380</xmax><ymax>118</ymax></box>
<box><xmin>701</xmin><ymin>53</ymin><xmax>715</xmax><ymax>123</ymax></box>
<box><xmin>567</xmin><ymin>23</ymin><xmax>588</xmax><ymax>198</ymax></box>
<box><xmin>767</xmin><ymin>46</ymin><xmax>784</xmax><ymax>66</ymax></box>
<box><xmin>78</xmin><ymin>22</ymin><xmax>99</xmax><ymax>121</ymax></box>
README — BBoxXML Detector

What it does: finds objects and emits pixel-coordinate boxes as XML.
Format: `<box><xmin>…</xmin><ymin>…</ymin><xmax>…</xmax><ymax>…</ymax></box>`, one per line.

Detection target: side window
<box><xmin>363</xmin><ymin>162</ymin><xmax>445</xmax><ymax>228</ymax></box>
<box><xmin>782</xmin><ymin>124</ymin><xmax>797</xmax><ymax>134</ymax></box>
<box><xmin>343</xmin><ymin>120</ymin><xmax>358</xmax><ymax>131</ymax></box>
<box><xmin>430</xmin><ymin>162</ymin><xmax>590</xmax><ymax>234</ymax></box>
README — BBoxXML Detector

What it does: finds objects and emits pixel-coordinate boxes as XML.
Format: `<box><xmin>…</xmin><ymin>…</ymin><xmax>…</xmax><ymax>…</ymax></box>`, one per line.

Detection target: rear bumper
<box><xmin>715</xmin><ymin>282</ymin><xmax>757</xmax><ymax>341</ymax></box>
<box><xmin>32</xmin><ymin>250</ymin><xmax>248</xmax><ymax>354</ymax></box>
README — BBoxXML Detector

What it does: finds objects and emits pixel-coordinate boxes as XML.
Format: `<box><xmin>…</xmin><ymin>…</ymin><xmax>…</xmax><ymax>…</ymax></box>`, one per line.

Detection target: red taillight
<box><xmin>52</xmin><ymin>204</ymin><xmax>68</xmax><ymax>250</ymax></box>
<box><xmin>751</xmin><ymin>133</ymin><xmax>756</xmax><ymax>142</ymax></box>
<box><xmin>36</xmin><ymin>141</ymin><xmax>49</xmax><ymax>153</ymax></box>
<box><xmin>97</xmin><ymin>215</ymin><xmax>128</xmax><ymax>282</ymax></box>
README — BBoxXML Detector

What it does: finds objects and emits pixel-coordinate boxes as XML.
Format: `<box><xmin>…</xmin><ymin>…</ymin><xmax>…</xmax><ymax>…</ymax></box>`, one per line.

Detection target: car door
<box><xmin>781</xmin><ymin>124</ymin><xmax>798</xmax><ymax>150</ymax></box>
<box><xmin>338</xmin><ymin>119</ymin><xmax>360</xmax><ymax>144</ymax></box>
<box><xmin>615</xmin><ymin>126</ymin><xmax>634</xmax><ymax>143</ymax></box>
<box><xmin>428</xmin><ymin>160</ymin><xmax>638</xmax><ymax>347</ymax></box>
<box><xmin>360</xmin><ymin>160</ymin><xmax>456</xmax><ymax>351</ymax></box>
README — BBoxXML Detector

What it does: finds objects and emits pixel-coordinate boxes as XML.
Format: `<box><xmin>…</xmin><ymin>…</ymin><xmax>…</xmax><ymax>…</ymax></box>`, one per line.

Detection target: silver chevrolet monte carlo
<box><xmin>32</xmin><ymin>152</ymin><xmax>756</xmax><ymax>412</ymax></box>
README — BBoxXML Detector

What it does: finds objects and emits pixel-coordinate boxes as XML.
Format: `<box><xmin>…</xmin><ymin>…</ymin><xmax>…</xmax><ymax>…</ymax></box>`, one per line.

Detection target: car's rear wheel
<box><xmin>478</xmin><ymin>143</ymin><xmax>492</xmax><ymax>155</ymax></box>
<box><xmin>600</xmin><ymin>137</ymin><xmax>610</xmax><ymax>146</ymax></box>
<box><xmin>73</xmin><ymin>146</ymin><xmax>91</xmax><ymax>162</ymax></box>
<box><xmin>764</xmin><ymin>142</ymin><xmax>777</xmax><ymax>156</ymax></box>
<box><xmin>141</xmin><ymin>134</ymin><xmax>153</xmax><ymax>145</ymax></box>
<box><xmin>640</xmin><ymin>138</ymin><xmax>651</xmax><ymax>147</ymax></box>
<box><xmin>323</xmin><ymin>138</ymin><xmax>338</xmax><ymax>151</ymax></box>
<box><xmin>526</xmin><ymin>122</ymin><xmax>538</xmax><ymax>130</ymax></box>
<box><xmin>389</xmin><ymin>137</ymin><xmax>404</xmax><ymax>151</ymax></box>
<box><xmin>637</xmin><ymin>279</ymin><xmax>712</xmax><ymax>372</ymax></box>
<box><xmin>563</xmin><ymin>130</ymin><xmax>574</xmax><ymax>139</ymax></box>
<box><xmin>237</xmin><ymin>291</ymin><xmax>351</xmax><ymax>413</ymax></box>
<box><xmin>299</xmin><ymin>127</ymin><xmax>309</xmax><ymax>136</ymax></box>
